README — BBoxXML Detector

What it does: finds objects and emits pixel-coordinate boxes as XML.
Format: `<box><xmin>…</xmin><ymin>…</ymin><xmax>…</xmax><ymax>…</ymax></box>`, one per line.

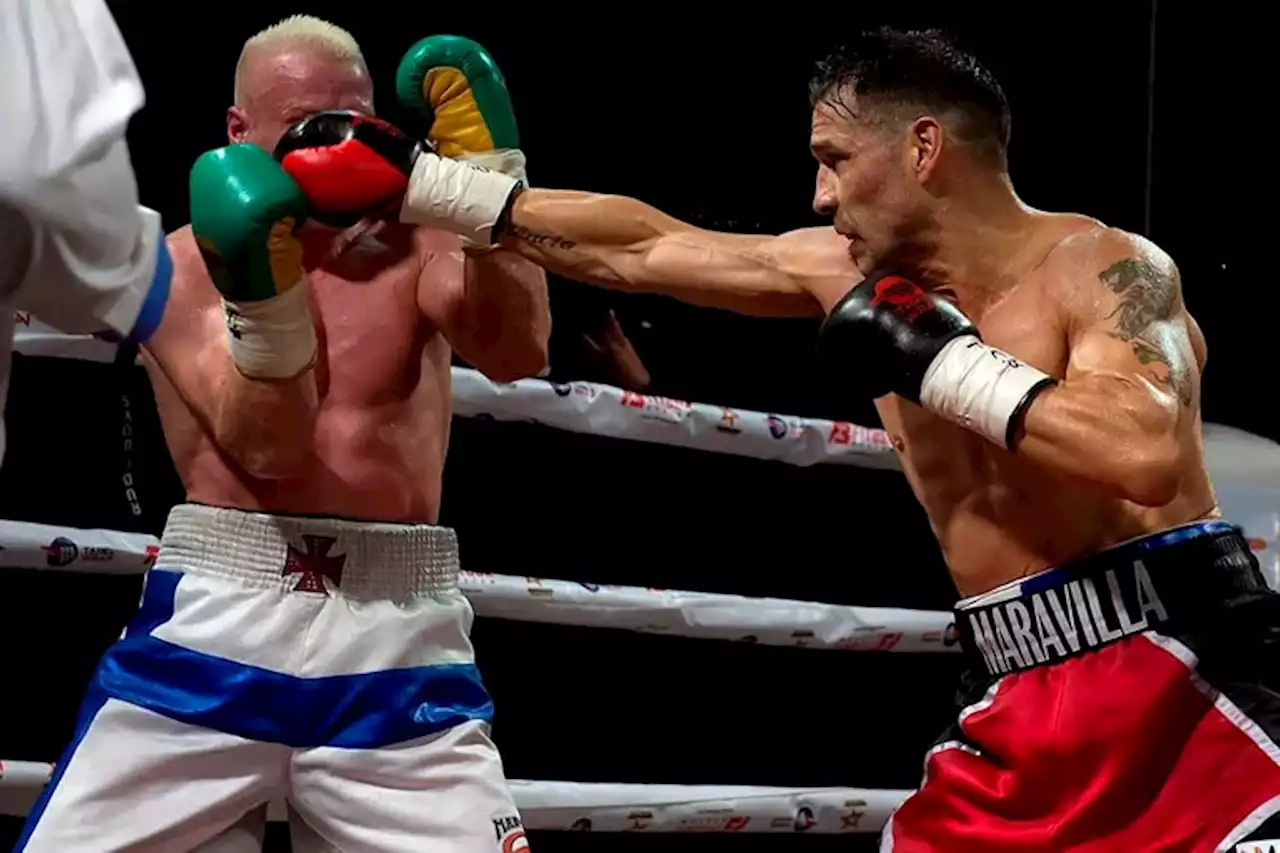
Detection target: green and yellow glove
<box><xmin>395</xmin><ymin>35</ymin><xmax>527</xmax><ymax>186</ymax></box>
<box><xmin>189</xmin><ymin>144</ymin><xmax>316</xmax><ymax>379</ymax></box>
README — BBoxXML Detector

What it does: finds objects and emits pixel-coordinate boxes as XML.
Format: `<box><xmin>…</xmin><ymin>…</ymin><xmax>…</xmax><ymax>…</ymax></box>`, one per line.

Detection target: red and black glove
<box><xmin>273</xmin><ymin>110</ymin><xmax>421</xmax><ymax>228</ymax></box>
<box><xmin>817</xmin><ymin>271</ymin><xmax>1056</xmax><ymax>449</ymax></box>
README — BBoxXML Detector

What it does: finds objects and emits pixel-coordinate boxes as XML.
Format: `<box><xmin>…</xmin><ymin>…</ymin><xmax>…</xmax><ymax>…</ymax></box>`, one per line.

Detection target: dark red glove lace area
<box><xmin>279</xmin><ymin>139</ymin><xmax>409</xmax><ymax>218</ymax></box>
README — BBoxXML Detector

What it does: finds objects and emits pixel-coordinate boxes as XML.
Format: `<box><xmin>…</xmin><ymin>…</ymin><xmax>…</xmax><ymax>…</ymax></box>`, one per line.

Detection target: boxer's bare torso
<box><xmin>146</xmin><ymin>222</ymin><xmax>452</xmax><ymax>523</ymax></box>
<box><xmin>783</xmin><ymin>218</ymin><xmax>1216</xmax><ymax>597</ymax></box>
<box><xmin>503</xmin><ymin>195</ymin><xmax>1217</xmax><ymax>597</ymax></box>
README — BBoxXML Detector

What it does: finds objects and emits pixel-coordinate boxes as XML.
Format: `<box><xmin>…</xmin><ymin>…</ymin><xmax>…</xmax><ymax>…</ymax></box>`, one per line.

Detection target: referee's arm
<box><xmin>0</xmin><ymin>0</ymin><xmax>169</xmax><ymax>344</ymax></box>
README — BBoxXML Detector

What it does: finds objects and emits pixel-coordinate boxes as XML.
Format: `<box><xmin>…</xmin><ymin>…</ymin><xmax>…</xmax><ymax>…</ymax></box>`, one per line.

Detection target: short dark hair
<box><xmin>810</xmin><ymin>28</ymin><xmax>1011</xmax><ymax>166</ymax></box>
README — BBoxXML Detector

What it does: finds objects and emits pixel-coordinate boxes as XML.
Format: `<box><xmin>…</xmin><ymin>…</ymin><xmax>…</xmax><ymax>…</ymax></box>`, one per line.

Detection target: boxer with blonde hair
<box><xmin>17</xmin><ymin>16</ymin><xmax>547</xmax><ymax>853</ymax></box>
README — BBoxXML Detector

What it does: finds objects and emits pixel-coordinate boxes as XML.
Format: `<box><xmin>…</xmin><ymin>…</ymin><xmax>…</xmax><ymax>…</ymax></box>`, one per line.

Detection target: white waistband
<box><xmin>157</xmin><ymin>504</ymin><xmax>459</xmax><ymax>600</ymax></box>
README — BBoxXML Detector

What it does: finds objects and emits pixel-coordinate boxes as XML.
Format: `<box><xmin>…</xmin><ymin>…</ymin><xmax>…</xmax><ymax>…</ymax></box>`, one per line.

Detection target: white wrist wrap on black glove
<box><xmin>456</xmin><ymin>149</ymin><xmax>527</xmax><ymax>253</ymax></box>
<box><xmin>919</xmin><ymin>335</ymin><xmax>1056</xmax><ymax>448</ymax></box>
<box><xmin>400</xmin><ymin>151</ymin><xmax>520</xmax><ymax>245</ymax></box>
<box><xmin>460</xmin><ymin>149</ymin><xmax>528</xmax><ymax>187</ymax></box>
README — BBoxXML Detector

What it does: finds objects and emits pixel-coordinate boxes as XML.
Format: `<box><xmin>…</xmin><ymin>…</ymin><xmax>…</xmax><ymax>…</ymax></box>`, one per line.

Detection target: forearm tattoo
<box><xmin>509</xmin><ymin>224</ymin><xmax>577</xmax><ymax>252</ymax></box>
<box><xmin>1097</xmin><ymin>258</ymin><xmax>1193</xmax><ymax>406</ymax></box>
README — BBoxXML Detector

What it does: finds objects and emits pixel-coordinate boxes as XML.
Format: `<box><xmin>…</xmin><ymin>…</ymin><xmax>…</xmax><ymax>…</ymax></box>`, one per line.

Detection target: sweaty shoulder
<box><xmin>165</xmin><ymin>225</ymin><xmax>207</xmax><ymax>280</ymax></box>
<box><xmin>1041</xmin><ymin>218</ymin><xmax>1205</xmax><ymax>379</ymax></box>
<box><xmin>161</xmin><ymin>225</ymin><xmax>220</xmax><ymax>307</ymax></box>
<box><xmin>1038</xmin><ymin>219</ymin><xmax>1182</xmax><ymax>328</ymax></box>
<box><xmin>145</xmin><ymin>225</ymin><xmax>221</xmax><ymax>362</ymax></box>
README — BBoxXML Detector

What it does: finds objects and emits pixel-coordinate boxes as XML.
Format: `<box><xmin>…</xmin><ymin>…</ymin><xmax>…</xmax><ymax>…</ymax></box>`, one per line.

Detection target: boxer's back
<box><xmin>871</xmin><ymin>215</ymin><xmax>1217</xmax><ymax>597</ymax></box>
<box><xmin>147</xmin><ymin>223</ymin><xmax>452</xmax><ymax>523</ymax></box>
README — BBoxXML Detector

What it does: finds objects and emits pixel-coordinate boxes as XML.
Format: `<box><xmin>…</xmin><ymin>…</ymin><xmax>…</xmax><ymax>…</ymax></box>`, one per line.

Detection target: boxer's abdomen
<box><xmin>163</xmin><ymin>226</ymin><xmax>454</xmax><ymax>524</ymax></box>
<box><xmin>879</xmin><ymin>396</ymin><xmax>1217</xmax><ymax>598</ymax></box>
<box><xmin>181</xmin><ymin>364</ymin><xmax>451</xmax><ymax>524</ymax></box>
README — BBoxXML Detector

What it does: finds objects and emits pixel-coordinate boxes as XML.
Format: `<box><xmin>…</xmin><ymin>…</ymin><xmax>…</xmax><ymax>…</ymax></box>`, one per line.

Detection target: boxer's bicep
<box><xmin>1070</xmin><ymin>254</ymin><xmax>1196</xmax><ymax>409</ymax></box>
<box><xmin>1019</xmin><ymin>240</ymin><xmax>1193</xmax><ymax>505</ymax></box>
<box><xmin>418</xmin><ymin>231</ymin><xmax>549</xmax><ymax>382</ymax></box>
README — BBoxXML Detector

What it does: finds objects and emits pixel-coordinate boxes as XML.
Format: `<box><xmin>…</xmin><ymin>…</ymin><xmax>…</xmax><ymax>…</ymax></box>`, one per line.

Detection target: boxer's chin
<box><xmin>844</xmin><ymin>236</ymin><xmax>873</xmax><ymax>272</ymax></box>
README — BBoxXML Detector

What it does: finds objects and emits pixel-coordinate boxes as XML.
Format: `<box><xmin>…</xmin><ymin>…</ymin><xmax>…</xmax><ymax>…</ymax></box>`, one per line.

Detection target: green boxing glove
<box><xmin>190</xmin><ymin>143</ymin><xmax>317</xmax><ymax>379</ymax></box>
<box><xmin>395</xmin><ymin>35</ymin><xmax>527</xmax><ymax>185</ymax></box>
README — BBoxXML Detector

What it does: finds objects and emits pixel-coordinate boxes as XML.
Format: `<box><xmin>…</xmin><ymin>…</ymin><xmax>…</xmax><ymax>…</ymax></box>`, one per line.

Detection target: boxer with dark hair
<box><xmin>18</xmin><ymin>18</ymin><xmax>546</xmax><ymax>853</ymax></box>
<box><xmin>366</xmin><ymin>26</ymin><xmax>1280</xmax><ymax>853</ymax></box>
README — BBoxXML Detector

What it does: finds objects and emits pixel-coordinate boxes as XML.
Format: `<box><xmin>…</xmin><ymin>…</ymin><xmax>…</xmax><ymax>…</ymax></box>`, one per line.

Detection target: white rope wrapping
<box><xmin>20</xmin><ymin>318</ymin><xmax>1280</xmax><ymax>585</ymax></box>
<box><xmin>11</xmin><ymin>318</ymin><xmax>898</xmax><ymax>470</ymax></box>
<box><xmin>0</xmin><ymin>520</ymin><xmax>957</xmax><ymax>652</ymax></box>
<box><xmin>12</xmin><ymin>317</ymin><xmax>1280</xmax><ymax>837</ymax></box>
<box><xmin>0</xmin><ymin>760</ymin><xmax>910</xmax><ymax>833</ymax></box>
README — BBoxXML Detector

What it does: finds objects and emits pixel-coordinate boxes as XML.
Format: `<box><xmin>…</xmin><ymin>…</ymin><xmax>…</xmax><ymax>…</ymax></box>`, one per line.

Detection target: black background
<box><xmin>0</xmin><ymin>3</ymin><xmax>1269</xmax><ymax>851</ymax></box>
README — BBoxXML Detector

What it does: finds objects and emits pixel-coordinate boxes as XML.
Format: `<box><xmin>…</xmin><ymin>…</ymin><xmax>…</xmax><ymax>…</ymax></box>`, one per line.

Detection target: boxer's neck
<box><xmin>908</xmin><ymin>172</ymin><xmax>1039</xmax><ymax>314</ymax></box>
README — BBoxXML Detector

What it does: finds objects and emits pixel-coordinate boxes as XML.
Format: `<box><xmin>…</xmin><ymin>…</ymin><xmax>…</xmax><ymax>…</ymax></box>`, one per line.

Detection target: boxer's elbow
<box><xmin>457</xmin><ymin>255</ymin><xmax>551</xmax><ymax>381</ymax></box>
<box><xmin>231</xmin><ymin>439</ymin><xmax>314</xmax><ymax>481</ymax></box>
<box><xmin>210</xmin><ymin>379</ymin><xmax>320</xmax><ymax>480</ymax></box>
<box><xmin>1109</xmin><ymin>394</ymin><xmax>1184</xmax><ymax>506</ymax></box>
<box><xmin>470</xmin><ymin>335</ymin><xmax>549</xmax><ymax>383</ymax></box>
<box><xmin>1112</xmin><ymin>437</ymin><xmax>1183</xmax><ymax>506</ymax></box>
<box><xmin>214</xmin><ymin>421</ymin><xmax>315</xmax><ymax>481</ymax></box>
<box><xmin>1027</xmin><ymin>384</ymin><xmax>1182</xmax><ymax>506</ymax></box>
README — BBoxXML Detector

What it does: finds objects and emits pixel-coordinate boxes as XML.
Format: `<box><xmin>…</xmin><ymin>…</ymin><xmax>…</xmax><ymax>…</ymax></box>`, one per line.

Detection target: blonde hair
<box><xmin>234</xmin><ymin>15</ymin><xmax>365</xmax><ymax>106</ymax></box>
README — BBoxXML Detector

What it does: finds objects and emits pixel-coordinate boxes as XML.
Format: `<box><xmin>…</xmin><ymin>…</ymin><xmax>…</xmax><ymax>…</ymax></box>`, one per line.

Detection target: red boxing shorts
<box><xmin>884</xmin><ymin>521</ymin><xmax>1280</xmax><ymax>852</ymax></box>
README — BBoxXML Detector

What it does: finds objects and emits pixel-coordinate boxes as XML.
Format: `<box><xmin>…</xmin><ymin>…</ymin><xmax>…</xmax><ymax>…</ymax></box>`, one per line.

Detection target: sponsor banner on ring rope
<box><xmin>0</xmin><ymin>761</ymin><xmax>909</xmax><ymax>834</ymax></box>
<box><xmin>451</xmin><ymin>373</ymin><xmax>899</xmax><ymax>470</ymax></box>
<box><xmin>466</xmin><ymin>571</ymin><xmax>957</xmax><ymax>652</ymax></box>
<box><xmin>13</xmin><ymin>319</ymin><xmax>1280</xmax><ymax>585</ymax></box>
<box><xmin>0</xmin><ymin>520</ymin><xmax>958</xmax><ymax>652</ymax></box>
<box><xmin>0</xmin><ymin>518</ymin><xmax>160</xmax><ymax>574</ymax></box>
<box><xmin>12</xmin><ymin>319</ymin><xmax>898</xmax><ymax>470</ymax></box>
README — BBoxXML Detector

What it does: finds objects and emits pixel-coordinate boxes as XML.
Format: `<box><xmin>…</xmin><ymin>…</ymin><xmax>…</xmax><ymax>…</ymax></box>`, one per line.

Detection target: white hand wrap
<box><xmin>919</xmin><ymin>335</ymin><xmax>1056</xmax><ymax>449</ymax></box>
<box><xmin>456</xmin><ymin>149</ymin><xmax>528</xmax><ymax>253</ymax></box>
<box><xmin>222</xmin><ymin>281</ymin><xmax>317</xmax><ymax>380</ymax></box>
<box><xmin>400</xmin><ymin>151</ymin><xmax>520</xmax><ymax>246</ymax></box>
<box><xmin>460</xmin><ymin>149</ymin><xmax>528</xmax><ymax>187</ymax></box>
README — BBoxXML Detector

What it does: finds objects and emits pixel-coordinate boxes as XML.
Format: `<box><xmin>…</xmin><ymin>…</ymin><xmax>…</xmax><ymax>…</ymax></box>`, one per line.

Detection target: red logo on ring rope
<box><xmin>870</xmin><ymin>275</ymin><xmax>932</xmax><ymax>321</ymax></box>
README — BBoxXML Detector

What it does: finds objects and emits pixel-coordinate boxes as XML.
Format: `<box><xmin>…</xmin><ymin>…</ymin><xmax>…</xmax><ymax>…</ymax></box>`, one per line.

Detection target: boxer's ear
<box><xmin>907</xmin><ymin>116</ymin><xmax>944</xmax><ymax>183</ymax></box>
<box><xmin>227</xmin><ymin>107</ymin><xmax>249</xmax><ymax>144</ymax></box>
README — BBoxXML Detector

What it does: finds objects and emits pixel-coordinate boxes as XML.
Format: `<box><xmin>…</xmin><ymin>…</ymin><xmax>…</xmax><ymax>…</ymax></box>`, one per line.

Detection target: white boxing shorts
<box><xmin>16</xmin><ymin>503</ymin><xmax>529</xmax><ymax>853</ymax></box>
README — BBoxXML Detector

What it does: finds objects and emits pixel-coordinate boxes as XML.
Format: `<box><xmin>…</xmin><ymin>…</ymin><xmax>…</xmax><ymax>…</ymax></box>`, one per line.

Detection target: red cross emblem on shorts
<box><xmin>282</xmin><ymin>535</ymin><xmax>346</xmax><ymax>594</ymax></box>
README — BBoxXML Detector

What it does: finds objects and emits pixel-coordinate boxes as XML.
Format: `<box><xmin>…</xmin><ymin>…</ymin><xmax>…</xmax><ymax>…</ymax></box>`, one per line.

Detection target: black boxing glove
<box><xmin>275</xmin><ymin>109</ymin><xmax>522</xmax><ymax>244</ymax></box>
<box><xmin>818</xmin><ymin>272</ymin><xmax>1057</xmax><ymax>449</ymax></box>
<box><xmin>274</xmin><ymin>110</ymin><xmax>419</xmax><ymax>228</ymax></box>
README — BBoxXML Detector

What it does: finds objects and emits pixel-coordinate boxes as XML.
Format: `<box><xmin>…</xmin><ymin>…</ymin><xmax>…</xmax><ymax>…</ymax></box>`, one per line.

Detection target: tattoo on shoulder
<box><xmin>1097</xmin><ymin>257</ymin><xmax>1193</xmax><ymax>407</ymax></box>
<box><xmin>510</xmin><ymin>224</ymin><xmax>577</xmax><ymax>251</ymax></box>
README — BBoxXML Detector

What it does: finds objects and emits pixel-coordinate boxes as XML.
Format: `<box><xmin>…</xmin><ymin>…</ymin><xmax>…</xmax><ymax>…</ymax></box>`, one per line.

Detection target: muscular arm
<box><xmin>1016</xmin><ymin>233</ymin><xmax>1198</xmax><ymax>505</ymax></box>
<box><xmin>496</xmin><ymin>189</ymin><xmax>838</xmax><ymax>318</ymax></box>
<box><xmin>142</xmin><ymin>232</ymin><xmax>318</xmax><ymax>479</ymax></box>
<box><xmin>415</xmin><ymin>229</ymin><xmax>550</xmax><ymax>382</ymax></box>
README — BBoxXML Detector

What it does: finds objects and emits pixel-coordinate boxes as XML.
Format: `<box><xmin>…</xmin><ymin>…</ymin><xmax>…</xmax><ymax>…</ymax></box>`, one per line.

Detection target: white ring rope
<box><xmin>11</xmin><ymin>317</ymin><xmax>1280</xmax><ymax>835</ymax></box>
<box><xmin>0</xmin><ymin>760</ymin><xmax>910</xmax><ymax>833</ymax></box>
<box><xmin>12</xmin><ymin>316</ymin><xmax>898</xmax><ymax>470</ymax></box>
<box><xmin>0</xmin><ymin>519</ymin><xmax>958</xmax><ymax>652</ymax></box>
<box><xmin>0</xmin><ymin>320</ymin><xmax>936</xmax><ymax>836</ymax></box>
